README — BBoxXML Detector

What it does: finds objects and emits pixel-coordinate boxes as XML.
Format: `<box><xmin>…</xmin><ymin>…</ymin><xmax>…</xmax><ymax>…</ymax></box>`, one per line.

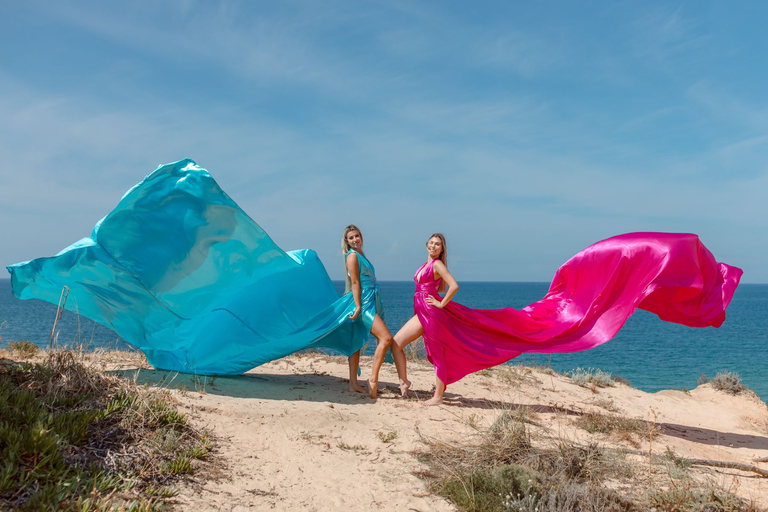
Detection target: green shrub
<box><xmin>436</xmin><ymin>464</ymin><xmax>539</xmax><ymax>512</ymax></box>
<box><xmin>0</xmin><ymin>350</ymin><xmax>212</xmax><ymax>510</ymax></box>
<box><xmin>568</xmin><ymin>368</ymin><xmax>615</xmax><ymax>388</ymax></box>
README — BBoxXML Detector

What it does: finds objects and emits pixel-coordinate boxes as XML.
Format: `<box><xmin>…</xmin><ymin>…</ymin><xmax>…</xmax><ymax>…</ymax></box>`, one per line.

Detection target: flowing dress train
<box><xmin>7</xmin><ymin>159</ymin><xmax>380</xmax><ymax>375</ymax></box>
<box><xmin>413</xmin><ymin>233</ymin><xmax>742</xmax><ymax>385</ymax></box>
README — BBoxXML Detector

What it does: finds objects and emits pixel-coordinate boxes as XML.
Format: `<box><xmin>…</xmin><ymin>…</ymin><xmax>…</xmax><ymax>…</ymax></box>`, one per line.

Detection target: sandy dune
<box><xmin>117</xmin><ymin>354</ymin><xmax>768</xmax><ymax>511</ymax></box>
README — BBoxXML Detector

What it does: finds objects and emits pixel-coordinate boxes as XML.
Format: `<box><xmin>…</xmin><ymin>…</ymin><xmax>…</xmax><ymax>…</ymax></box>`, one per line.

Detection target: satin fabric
<box><xmin>7</xmin><ymin>159</ymin><xmax>378</xmax><ymax>375</ymax></box>
<box><xmin>344</xmin><ymin>249</ymin><xmax>385</xmax><ymax>333</ymax></box>
<box><xmin>413</xmin><ymin>233</ymin><xmax>743</xmax><ymax>385</ymax></box>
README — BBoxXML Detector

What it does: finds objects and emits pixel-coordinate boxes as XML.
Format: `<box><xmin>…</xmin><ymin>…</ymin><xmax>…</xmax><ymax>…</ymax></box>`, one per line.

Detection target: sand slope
<box><xmin>122</xmin><ymin>354</ymin><xmax>768</xmax><ymax>511</ymax></box>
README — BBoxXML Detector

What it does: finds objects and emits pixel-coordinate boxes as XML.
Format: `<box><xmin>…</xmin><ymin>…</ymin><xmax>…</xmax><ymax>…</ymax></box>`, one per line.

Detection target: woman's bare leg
<box><xmin>368</xmin><ymin>314</ymin><xmax>395</xmax><ymax>399</ymax></box>
<box><xmin>423</xmin><ymin>375</ymin><xmax>446</xmax><ymax>406</ymax></box>
<box><xmin>391</xmin><ymin>315</ymin><xmax>424</xmax><ymax>397</ymax></box>
<box><xmin>348</xmin><ymin>350</ymin><xmax>365</xmax><ymax>393</ymax></box>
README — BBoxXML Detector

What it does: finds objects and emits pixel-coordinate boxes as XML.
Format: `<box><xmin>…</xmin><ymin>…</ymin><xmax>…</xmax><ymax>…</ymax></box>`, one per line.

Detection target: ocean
<box><xmin>1</xmin><ymin>278</ymin><xmax>766</xmax><ymax>401</ymax></box>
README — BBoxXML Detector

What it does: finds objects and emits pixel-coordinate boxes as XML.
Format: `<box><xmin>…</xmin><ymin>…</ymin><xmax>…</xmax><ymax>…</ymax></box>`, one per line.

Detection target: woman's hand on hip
<box><xmin>426</xmin><ymin>296</ymin><xmax>444</xmax><ymax>309</ymax></box>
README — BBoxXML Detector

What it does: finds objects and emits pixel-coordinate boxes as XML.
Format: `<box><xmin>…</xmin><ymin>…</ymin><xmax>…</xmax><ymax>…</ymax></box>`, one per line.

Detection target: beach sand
<box><xmin>103</xmin><ymin>352</ymin><xmax>768</xmax><ymax>511</ymax></box>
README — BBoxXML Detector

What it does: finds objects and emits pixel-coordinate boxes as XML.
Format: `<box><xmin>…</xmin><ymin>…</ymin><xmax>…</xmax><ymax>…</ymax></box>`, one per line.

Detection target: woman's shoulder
<box><xmin>348</xmin><ymin>249</ymin><xmax>370</xmax><ymax>265</ymax></box>
<box><xmin>431</xmin><ymin>258</ymin><xmax>450</xmax><ymax>277</ymax></box>
<box><xmin>431</xmin><ymin>258</ymin><xmax>447</xmax><ymax>270</ymax></box>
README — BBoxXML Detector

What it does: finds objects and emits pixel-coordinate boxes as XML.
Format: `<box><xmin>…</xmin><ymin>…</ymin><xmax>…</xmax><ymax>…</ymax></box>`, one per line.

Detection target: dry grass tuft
<box><xmin>378</xmin><ymin>430</ymin><xmax>398</xmax><ymax>443</ymax></box>
<box><xmin>710</xmin><ymin>371</ymin><xmax>747</xmax><ymax>395</ymax></box>
<box><xmin>403</xmin><ymin>337</ymin><xmax>426</xmax><ymax>361</ymax></box>
<box><xmin>5</xmin><ymin>339</ymin><xmax>39</xmax><ymax>358</ymax></box>
<box><xmin>496</xmin><ymin>365</ymin><xmax>542</xmax><ymax>387</ymax></box>
<box><xmin>590</xmin><ymin>397</ymin><xmax>621</xmax><ymax>413</ymax></box>
<box><xmin>611</xmin><ymin>374</ymin><xmax>632</xmax><ymax>387</ymax></box>
<box><xmin>575</xmin><ymin>412</ymin><xmax>651</xmax><ymax>448</ymax></box>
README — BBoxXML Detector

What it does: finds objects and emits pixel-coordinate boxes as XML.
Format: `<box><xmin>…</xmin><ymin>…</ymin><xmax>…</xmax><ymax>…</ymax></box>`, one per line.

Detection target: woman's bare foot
<box><xmin>368</xmin><ymin>378</ymin><xmax>378</xmax><ymax>399</ymax></box>
<box><xmin>422</xmin><ymin>395</ymin><xmax>443</xmax><ymax>406</ymax></box>
<box><xmin>399</xmin><ymin>379</ymin><xmax>411</xmax><ymax>398</ymax></box>
<box><xmin>349</xmin><ymin>382</ymin><xmax>365</xmax><ymax>393</ymax></box>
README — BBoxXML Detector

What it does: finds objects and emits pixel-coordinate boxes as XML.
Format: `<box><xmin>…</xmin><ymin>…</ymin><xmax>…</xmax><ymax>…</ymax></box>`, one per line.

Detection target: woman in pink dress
<box><xmin>368</xmin><ymin>233</ymin><xmax>454</xmax><ymax>400</ymax></box>
<box><xmin>391</xmin><ymin>233</ymin><xmax>458</xmax><ymax>404</ymax></box>
<box><xmin>393</xmin><ymin>232</ymin><xmax>742</xmax><ymax>405</ymax></box>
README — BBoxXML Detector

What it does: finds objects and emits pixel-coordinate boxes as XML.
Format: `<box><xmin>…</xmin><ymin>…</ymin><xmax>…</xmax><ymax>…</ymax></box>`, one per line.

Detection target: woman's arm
<box><xmin>346</xmin><ymin>252</ymin><xmax>363</xmax><ymax>319</ymax></box>
<box><xmin>426</xmin><ymin>260</ymin><xmax>459</xmax><ymax>308</ymax></box>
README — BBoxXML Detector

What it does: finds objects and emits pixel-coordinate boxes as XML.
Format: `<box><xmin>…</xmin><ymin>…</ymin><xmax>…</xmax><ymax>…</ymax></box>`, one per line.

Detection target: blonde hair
<box><xmin>342</xmin><ymin>224</ymin><xmax>363</xmax><ymax>293</ymax></box>
<box><xmin>427</xmin><ymin>233</ymin><xmax>449</xmax><ymax>293</ymax></box>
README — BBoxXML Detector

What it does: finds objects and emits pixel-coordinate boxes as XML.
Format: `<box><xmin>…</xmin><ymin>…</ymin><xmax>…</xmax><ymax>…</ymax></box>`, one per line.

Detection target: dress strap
<box><xmin>430</xmin><ymin>258</ymin><xmax>443</xmax><ymax>284</ymax></box>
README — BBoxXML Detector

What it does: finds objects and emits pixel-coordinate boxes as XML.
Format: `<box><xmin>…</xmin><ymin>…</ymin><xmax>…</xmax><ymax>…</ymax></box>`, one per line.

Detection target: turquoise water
<box><xmin>1</xmin><ymin>279</ymin><xmax>765</xmax><ymax>401</ymax></box>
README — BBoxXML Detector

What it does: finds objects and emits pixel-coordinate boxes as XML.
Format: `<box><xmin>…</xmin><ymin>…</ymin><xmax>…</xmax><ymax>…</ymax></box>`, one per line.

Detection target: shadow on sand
<box><xmin>111</xmin><ymin>368</ymin><xmax>768</xmax><ymax>452</ymax></box>
<box><xmin>112</xmin><ymin>368</ymin><xmax>374</xmax><ymax>406</ymax></box>
<box><xmin>406</xmin><ymin>391</ymin><xmax>768</xmax><ymax>451</ymax></box>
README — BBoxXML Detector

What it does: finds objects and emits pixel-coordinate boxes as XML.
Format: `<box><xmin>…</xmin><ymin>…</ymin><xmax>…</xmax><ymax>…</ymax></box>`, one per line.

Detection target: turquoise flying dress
<box><xmin>6</xmin><ymin>159</ymin><xmax>381</xmax><ymax>375</ymax></box>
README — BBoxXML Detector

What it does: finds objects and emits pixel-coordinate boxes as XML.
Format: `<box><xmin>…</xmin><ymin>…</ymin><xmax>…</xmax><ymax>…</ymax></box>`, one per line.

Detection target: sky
<box><xmin>1</xmin><ymin>1</ymin><xmax>766</xmax><ymax>283</ymax></box>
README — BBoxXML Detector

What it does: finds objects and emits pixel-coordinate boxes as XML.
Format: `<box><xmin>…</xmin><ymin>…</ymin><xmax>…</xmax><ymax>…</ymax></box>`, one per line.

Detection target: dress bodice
<box><xmin>414</xmin><ymin>259</ymin><xmax>441</xmax><ymax>295</ymax></box>
<box><xmin>347</xmin><ymin>250</ymin><xmax>377</xmax><ymax>289</ymax></box>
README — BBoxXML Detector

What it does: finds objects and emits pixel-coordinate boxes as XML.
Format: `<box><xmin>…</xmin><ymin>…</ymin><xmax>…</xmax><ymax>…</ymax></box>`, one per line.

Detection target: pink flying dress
<box><xmin>414</xmin><ymin>232</ymin><xmax>743</xmax><ymax>385</ymax></box>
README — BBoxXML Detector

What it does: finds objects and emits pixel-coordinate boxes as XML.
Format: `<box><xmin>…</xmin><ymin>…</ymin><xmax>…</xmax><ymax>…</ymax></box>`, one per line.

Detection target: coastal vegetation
<box><xmin>711</xmin><ymin>371</ymin><xmax>748</xmax><ymax>395</ymax></box>
<box><xmin>1</xmin><ymin>338</ymin><xmax>764</xmax><ymax>511</ymax></box>
<box><xmin>5</xmin><ymin>339</ymin><xmax>39</xmax><ymax>358</ymax></box>
<box><xmin>415</xmin><ymin>373</ymin><xmax>764</xmax><ymax>512</ymax></box>
<box><xmin>416</xmin><ymin>406</ymin><xmax>640</xmax><ymax>511</ymax></box>
<box><xmin>0</xmin><ymin>347</ymin><xmax>213</xmax><ymax>511</ymax></box>
<box><xmin>567</xmin><ymin>367</ymin><xmax>615</xmax><ymax>389</ymax></box>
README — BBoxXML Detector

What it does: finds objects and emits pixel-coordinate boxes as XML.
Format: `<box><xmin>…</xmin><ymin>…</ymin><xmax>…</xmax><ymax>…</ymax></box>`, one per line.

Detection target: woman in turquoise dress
<box><xmin>340</xmin><ymin>225</ymin><xmax>400</xmax><ymax>396</ymax></box>
<box><xmin>7</xmin><ymin>160</ymin><xmax>400</xmax><ymax>382</ymax></box>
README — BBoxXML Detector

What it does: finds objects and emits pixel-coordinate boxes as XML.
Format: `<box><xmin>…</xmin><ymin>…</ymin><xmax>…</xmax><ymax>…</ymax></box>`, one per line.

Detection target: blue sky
<box><xmin>1</xmin><ymin>1</ymin><xmax>766</xmax><ymax>282</ymax></box>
